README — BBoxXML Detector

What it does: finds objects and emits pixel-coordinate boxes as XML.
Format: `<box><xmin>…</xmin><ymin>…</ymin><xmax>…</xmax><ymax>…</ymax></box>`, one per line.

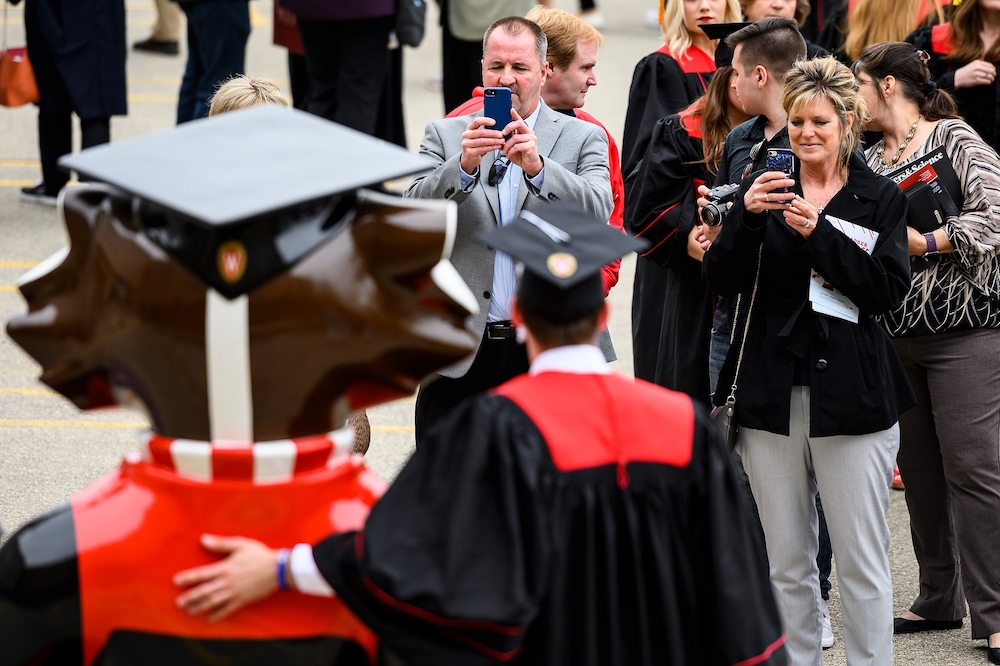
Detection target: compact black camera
<box><xmin>700</xmin><ymin>183</ymin><xmax>740</xmax><ymax>227</ymax></box>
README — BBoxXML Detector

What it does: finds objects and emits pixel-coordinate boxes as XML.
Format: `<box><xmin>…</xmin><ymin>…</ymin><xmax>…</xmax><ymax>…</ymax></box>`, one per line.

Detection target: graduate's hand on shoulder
<box><xmin>174</xmin><ymin>534</ymin><xmax>280</xmax><ymax>622</ymax></box>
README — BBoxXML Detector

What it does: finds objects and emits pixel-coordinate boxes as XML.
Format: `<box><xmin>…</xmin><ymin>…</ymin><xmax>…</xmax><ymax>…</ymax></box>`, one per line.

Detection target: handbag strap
<box><xmin>724</xmin><ymin>244</ymin><xmax>763</xmax><ymax>405</ymax></box>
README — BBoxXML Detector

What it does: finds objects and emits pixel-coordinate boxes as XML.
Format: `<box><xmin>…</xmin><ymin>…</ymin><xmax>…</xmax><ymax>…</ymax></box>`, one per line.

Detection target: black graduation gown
<box><xmin>315</xmin><ymin>370</ymin><xmax>787</xmax><ymax>666</ymax></box>
<box><xmin>18</xmin><ymin>0</ymin><xmax>128</xmax><ymax>119</ymax></box>
<box><xmin>624</xmin><ymin>111</ymin><xmax>714</xmax><ymax>403</ymax></box>
<box><xmin>622</xmin><ymin>46</ymin><xmax>715</xmax><ymax>385</ymax></box>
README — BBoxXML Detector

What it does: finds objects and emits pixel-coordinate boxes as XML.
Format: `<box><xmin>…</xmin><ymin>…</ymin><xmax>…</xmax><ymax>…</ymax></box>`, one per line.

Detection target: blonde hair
<box><xmin>208</xmin><ymin>75</ymin><xmax>289</xmax><ymax>116</ymax></box>
<box><xmin>660</xmin><ymin>0</ymin><xmax>743</xmax><ymax>60</ymax></box>
<box><xmin>782</xmin><ymin>56</ymin><xmax>866</xmax><ymax>167</ymax></box>
<box><xmin>843</xmin><ymin>0</ymin><xmax>946</xmax><ymax>62</ymax></box>
<box><xmin>525</xmin><ymin>5</ymin><xmax>603</xmax><ymax>70</ymax></box>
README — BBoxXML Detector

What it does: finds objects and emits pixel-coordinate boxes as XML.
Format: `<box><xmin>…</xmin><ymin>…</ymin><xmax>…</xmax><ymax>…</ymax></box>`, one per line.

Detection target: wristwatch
<box><xmin>924</xmin><ymin>232</ymin><xmax>939</xmax><ymax>255</ymax></box>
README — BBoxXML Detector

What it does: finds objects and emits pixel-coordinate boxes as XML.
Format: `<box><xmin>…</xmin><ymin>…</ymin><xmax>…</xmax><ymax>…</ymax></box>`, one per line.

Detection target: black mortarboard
<box><xmin>479</xmin><ymin>202</ymin><xmax>648</xmax><ymax>324</ymax></box>
<box><xmin>59</xmin><ymin>105</ymin><xmax>434</xmax><ymax>298</ymax></box>
<box><xmin>700</xmin><ymin>22</ymin><xmax>751</xmax><ymax>69</ymax></box>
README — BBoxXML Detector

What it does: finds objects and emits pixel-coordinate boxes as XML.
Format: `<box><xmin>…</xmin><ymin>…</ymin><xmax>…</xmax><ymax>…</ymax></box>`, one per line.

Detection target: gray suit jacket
<box><xmin>405</xmin><ymin>101</ymin><xmax>615</xmax><ymax>378</ymax></box>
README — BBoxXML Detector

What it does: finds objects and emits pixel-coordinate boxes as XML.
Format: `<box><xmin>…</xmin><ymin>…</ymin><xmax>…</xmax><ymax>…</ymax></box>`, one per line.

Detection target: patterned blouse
<box><xmin>865</xmin><ymin>118</ymin><xmax>1000</xmax><ymax>337</ymax></box>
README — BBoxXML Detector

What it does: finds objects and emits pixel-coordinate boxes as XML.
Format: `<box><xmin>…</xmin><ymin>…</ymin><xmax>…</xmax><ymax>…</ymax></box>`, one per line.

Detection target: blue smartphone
<box><xmin>483</xmin><ymin>87</ymin><xmax>513</xmax><ymax>140</ymax></box>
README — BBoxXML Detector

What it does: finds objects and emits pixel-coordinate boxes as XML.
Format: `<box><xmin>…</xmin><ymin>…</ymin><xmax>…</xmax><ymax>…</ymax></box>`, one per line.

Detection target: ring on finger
<box><xmin>765</xmin><ymin>193</ymin><xmax>771</xmax><ymax>203</ymax></box>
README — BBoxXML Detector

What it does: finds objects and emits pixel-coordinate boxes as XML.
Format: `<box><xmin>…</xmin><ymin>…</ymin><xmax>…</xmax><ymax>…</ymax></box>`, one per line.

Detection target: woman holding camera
<box><xmin>855</xmin><ymin>41</ymin><xmax>1000</xmax><ymax>663</ymax></box>
<box><xmin>704</xmin><ymin>56</ymin><xmax>914</xmax><ymax>666</ymax></box>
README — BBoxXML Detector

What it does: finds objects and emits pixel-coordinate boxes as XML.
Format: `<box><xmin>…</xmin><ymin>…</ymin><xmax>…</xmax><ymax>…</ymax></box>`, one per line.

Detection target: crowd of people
<box><xmin>6</xmin><ymin>0</ymin><xmax>1000</xmax><ymax>664</ymax></box>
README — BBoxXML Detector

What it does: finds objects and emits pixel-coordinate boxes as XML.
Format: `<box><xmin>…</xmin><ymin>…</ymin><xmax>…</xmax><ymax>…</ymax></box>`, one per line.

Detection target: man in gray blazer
<box><xmin>406</xmin><ymin>15</ymin><xmax>614</xmax><ymax>434</ymax></box>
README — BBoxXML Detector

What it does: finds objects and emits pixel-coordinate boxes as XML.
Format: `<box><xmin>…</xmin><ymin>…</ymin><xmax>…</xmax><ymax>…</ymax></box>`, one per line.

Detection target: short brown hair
<box><xmin>727</xmin><ymin>17</ymin><xmax>806</xmax><ymax>82</ymax></box>
<box><xmin>520</xmin><ymin>306</ymin><xmax>601</xmax><ymax>347</ymax></box>
<box><xmin>208</xmin><ymin>75</ymin><xmax>289</xmax><ymax>116</ymax></box>
<box><xmin>524</xmin><ymin>5</ymin><xmax>603</xmax><ymax>71</ymax></box>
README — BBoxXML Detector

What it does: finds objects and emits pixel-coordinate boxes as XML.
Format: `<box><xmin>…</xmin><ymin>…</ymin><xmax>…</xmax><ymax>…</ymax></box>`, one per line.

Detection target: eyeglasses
<box><xmin>488</xmin><ymin>156</ymin><xmax>510</xmax><ymax>186</ymax></box>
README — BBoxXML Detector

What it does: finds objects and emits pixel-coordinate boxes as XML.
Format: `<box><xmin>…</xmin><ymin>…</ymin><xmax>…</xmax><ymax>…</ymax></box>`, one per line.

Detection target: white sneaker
<box><xmin>821</xmin><ymin>599</ymin><xmax>835</xmax><ymax>649</ymax></box>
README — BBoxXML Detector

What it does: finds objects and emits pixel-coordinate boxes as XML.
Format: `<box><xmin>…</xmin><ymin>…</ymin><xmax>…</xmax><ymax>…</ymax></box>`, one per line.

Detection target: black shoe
<box><xmin>19</xmin><ymin>181</ymin><xmax>58</xmax><ymax>207</ymax></box>
<box><xmin>133</xmin><ymin>38</ymin><xmax>179</xmax><ymax>55</ymax></box>
<box><xmin>893</xmin><ymin>617</ymin><xmax>964</xmax><ymax>634</ymax></box>
<box><xmin>989</xmin><ymin>646</ymin><xmax>1000</xmax><ymax>665</ymax></box>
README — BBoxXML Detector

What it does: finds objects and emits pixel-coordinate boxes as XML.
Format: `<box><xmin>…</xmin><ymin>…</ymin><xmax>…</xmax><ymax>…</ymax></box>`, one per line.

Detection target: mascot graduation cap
<box><xmin>0</xmin><ymin>106</ymin><xmax>479</xmax><ymax>665</ymax></box>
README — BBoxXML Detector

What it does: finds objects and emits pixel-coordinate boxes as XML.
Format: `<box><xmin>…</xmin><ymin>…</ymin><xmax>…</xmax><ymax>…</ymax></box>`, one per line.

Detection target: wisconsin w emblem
<box><xmin>217</xmin><ymin>240</ymin><xmax>248</xmax><ymax>284</ymax></box>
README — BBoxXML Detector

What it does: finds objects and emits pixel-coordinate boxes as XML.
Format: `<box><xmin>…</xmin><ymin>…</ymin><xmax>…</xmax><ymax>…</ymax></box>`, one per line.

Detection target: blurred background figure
<box><xmin>175</xmin><ymin>0</ymin><xmax>250</xmax><ymax>123</ymax></box>
<box><xmin>622</xmin><ymin>0</ymin><xmax>740</xmax><ymax>385</ymax></box>
<box><xmin>133</xmin><ymin>0</ymin><xmax>182</xmax><ymax>55</ymax></box>
<box><xmin>820</xmin><ymin>0</ymin><xmax>948</xmax><ymax>64</ymax></box>
<box><xmin>740</xmin><ymin>0</ymin><xmax>828</xmax><ymax>56</ymax></box>
<box><xmin>624</xmin><ymin>24</ymin><xmax>749</xmax><ymax>402</ymax></box>
<box><xmin>14</xmin><ymin>0</ymin><xmax>127</xmax><ymax>206</ymax></box>
<box><xmin>438</xmin><ymin>0</ymin><xmax>534</xmax><ymax>113</ymax></box>
<box><xmin>908</xmin><ymin>0</ymin><xmax>1000</xmax><ymax>154</ymax></box>
<box><xmin>272</xmin><ymin>3</ymin><xmax>310</xmax><ymax>110</ymax></box>
<box><xmin>277</xmin><ymin>0</ymin><xmax>401</xmax><ymax>142</ymax></box>
<box><xmin>855</xmin><ymin>41</ymin><xmax>1000</xmax><ymax>663</ymax></box>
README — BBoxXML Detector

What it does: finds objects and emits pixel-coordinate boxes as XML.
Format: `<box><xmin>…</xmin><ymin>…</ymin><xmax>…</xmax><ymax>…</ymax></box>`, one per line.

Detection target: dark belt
<box><xmin>485</xmin><ymin>320</ymin><xmax>517</xmax><ymax>341</ymax></box>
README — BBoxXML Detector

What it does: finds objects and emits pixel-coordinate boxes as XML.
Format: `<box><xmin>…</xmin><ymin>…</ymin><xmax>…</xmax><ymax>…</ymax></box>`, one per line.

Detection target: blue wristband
<box><xmin>276</xmin><ymin>548</ymin><xmax>290</xmax><ymax>591</ymax></box>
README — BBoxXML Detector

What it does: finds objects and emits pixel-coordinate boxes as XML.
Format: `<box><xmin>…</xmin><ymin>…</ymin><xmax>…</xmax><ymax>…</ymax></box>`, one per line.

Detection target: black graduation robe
<box><xmin>624</xmin><ymin>110</ymin><xmax>714</xmax><ymax>403</ymax></box>
<box><xmin>622</xmin><ymin>46</ymin><xmax>715</xmax><ymax>386</ymax></box>
<box><xmin>314</xmin><ymin>365</ymin><xmax>787</xmax><ymax>666</ymax></box>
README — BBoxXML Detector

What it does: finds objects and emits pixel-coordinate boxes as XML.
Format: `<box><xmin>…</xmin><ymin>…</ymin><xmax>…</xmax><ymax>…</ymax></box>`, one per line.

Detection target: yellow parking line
<box><xmin>128</xmin><ymin>77</ymin><xmax>182</xmax><ymax>86</ymax></box>
<box><xmin>0</xmin><ymin>179</ymin><xmax>36</xmax><ymax>188</ymax></box>
<box><xmin>0</xmin><ymin>419</ymin><xmax>148</xmax><ymax>429</ymax></box>
<box><xmin>0</xmin><ymin>261</ymin><xmax>38</xmax><ymax>268</ymax></box>
<box><xmin>0</xmin><ymin>160</ymin><xmax>40</xmax><ymax>168</ymax></box>
<box><xmin>250</xmin><ymin>4</ymin><xmax>270</xmax><ymax>26</ymax></box>
<box><xmin>1</xmin><ymin>285</ymin><xmax>18</xmax><ymax>292</ymax></box>
<box><xmin>0</xmin><ymin>388</ymin><xmax>57</xmax><ymax>397</ymax></box>
<box><xmin>371</xmin><ymin>425</ymin><xmax>414</xmax><ymax>433</ymax></box>
<box><xmin>129</xmin><ymin>94</ymin><xmax>177</xmax><ymax>103</ymax></box>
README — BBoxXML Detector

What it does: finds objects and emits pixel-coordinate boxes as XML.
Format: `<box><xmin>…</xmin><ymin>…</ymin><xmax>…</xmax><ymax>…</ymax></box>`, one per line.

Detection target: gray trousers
<box><xmin>739</xmin><ymin>387</ymin><xmax>898</xmax><ymax>666</ymax></box>
<box><xmin>893</xmin><ymin>328</ymin><xmax>1000</xmax><ymax>639</ymax></box>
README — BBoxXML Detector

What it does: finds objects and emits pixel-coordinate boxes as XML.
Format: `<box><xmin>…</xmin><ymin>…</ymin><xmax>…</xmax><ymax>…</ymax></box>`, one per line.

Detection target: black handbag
<box><xmin>395</xmin><ymin>0</ymin><xmax>426</xmax><ymax>47</ymax></box>
<box><xmin>710</xmin><ymin>246</ymin><xmax>762</xmax><ymax>452</ymax></box>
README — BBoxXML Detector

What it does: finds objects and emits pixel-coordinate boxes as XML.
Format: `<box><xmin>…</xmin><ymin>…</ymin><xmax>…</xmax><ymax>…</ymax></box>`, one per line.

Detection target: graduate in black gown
<box><xmin>174</xmin><ymin>202</ymin><xmax>789</xmax><ymax>666</ymax></box>
<box><xmin>624</xmin><ymin>23</ymin><xmax>751</xmax><ymax>402</ymax></box>
<box><xmin>622</xmin><ymin>0</ymin><xmax>741</xmax><ymax>383</ymax></box>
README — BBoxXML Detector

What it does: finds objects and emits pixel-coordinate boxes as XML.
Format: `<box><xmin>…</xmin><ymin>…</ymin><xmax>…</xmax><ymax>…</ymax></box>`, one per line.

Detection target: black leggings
<box><xmin>39</xmin><ymin>113</ymin><xmax>110</xmax><ymax>194</ymax></box>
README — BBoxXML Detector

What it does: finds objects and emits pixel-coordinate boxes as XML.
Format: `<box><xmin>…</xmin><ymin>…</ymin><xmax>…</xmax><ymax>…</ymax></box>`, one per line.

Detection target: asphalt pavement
<box><xmin>0</xmin><ymin>0</ymin><xmax>990</xmax><ymax>663</ymax></box>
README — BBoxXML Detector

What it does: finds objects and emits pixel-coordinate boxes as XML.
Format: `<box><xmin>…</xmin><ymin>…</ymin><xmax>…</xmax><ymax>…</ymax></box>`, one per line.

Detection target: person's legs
<box><xmin>80</xmin><ymin>117</ymin><xmax>110</xmax><ymax>150</ymax></box>
<box><xmin>331</xmin><ymin>16</ymin><xmax>393</xmax><ymax>135</ymax></box>
<box><xmin>177</xmin><ymin>4</ymin><xmax>205</xmax><ymax>124</ymax></box>
<box><xmin>816</xmin><ymin>494</ymin><xmax>833</xmax><ymax>602</ymax></box>
<box><xmin>811</xmin><ymin>413</ymin><xmax>897</xmax><ymax>666</ymax></box>
<box><xmin>893</xmin><ymin>336</ymin><xmax>966</xmax><ymax>623</ymax></box>
<box><xmin>37</xmin><ymin>112</ymin><xmax>72</xmax><ymax>194</ymax></box>
<box><xmin>415</xmin><ymin>334</ymin><xmax>528</xmax><ymax>439</ymax></box>
<box><xmin>441</xmin><ymin>21</ymin><xmax>484</xmax><ymax>114</ymax></box>
<box><xmin>177</xmin><ymin>0</ymin><xmax>249</xmax><ymax>123</ymax></box>
<box><xmin>151</xmin><ymin>0</ymin><xmax>182</xmax><ymax>42</ymax></box>
<box><xmin>288</xmin><ymin>52</ymin><xmax>310</xmax><ymax>111</ymax></box>
<box><xmin>738</xmin><ymin>388</ymin><xmax>821</xmax><ymax>666</ymax></box>
<box><xmin>919</xmin><ymin>329</ymin><xmax>1000</xmax><ymax>638</ymax></box>
<box><xmin>297</xmin><ymin>19</ymin><xmax>341</xmax><ymax>122</ymax></box>
<box><xmin>630</xmin><ymin>257</ymin><xmax>668</xmax><ymax>383</ymax></box>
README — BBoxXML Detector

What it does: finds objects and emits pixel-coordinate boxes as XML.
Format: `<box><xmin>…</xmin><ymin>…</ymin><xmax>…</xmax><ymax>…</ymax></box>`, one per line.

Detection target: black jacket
<box><xmin>704</xmin><ymin>153</ymin><xmax>916</xmax><ymax>436</ymax></box>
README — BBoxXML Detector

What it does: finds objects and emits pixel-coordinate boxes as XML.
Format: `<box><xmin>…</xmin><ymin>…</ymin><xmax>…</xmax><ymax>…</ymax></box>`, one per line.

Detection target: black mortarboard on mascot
<box><xmin>59</xmin><ymin>105</ymin><xmax>434</xmax><ymax>298</ymax></box>
<box><xmin>479</xmin><ymin>202</ymin><xmax>648</xmax><ymax>324</ymax></box>
<box><xmin>701</xmin><ymin>22</ymin><xmax>751</xmax><ymax>68</ymax></box>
